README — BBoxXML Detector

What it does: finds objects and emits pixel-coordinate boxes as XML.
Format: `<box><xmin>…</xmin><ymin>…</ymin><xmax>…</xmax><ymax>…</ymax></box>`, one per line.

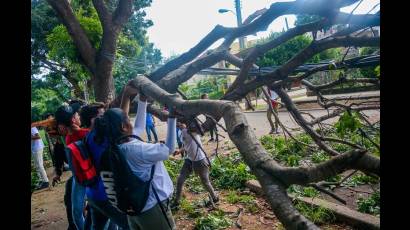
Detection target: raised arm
<box><xmin>120</xmin><ymin>84</ymin><xmax>139</xmax><ymax>117</ymax></box>
<box><xmin>165</xmin><ymin>117</ymin><xmax>176</xmax><ymax>154</ymax></box>
<box><xmin>133</xmin><ymin>95</ymin><xmax>147</xmax><ymax>137</ymax></box>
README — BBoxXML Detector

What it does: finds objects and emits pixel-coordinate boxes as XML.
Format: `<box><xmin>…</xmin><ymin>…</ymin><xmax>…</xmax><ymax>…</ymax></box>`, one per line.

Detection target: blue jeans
<box><xmin>72</xmin><ymin>178</ymin><xmax>86</xmax><ymax>230</ymax></box>
<box><xmin>66</xmin><ymin>150</ymin><xmax>86</xmax><ymax>230</ymax></box>
<box><xmin>146</xmin><ymin>125</ymin><xmax>158</xmax><ymax>143</ymax></box>
<box><xmin>176</xmin><ymin>128</ymin><xmax>182</xmax><ymax>149</ymax></box>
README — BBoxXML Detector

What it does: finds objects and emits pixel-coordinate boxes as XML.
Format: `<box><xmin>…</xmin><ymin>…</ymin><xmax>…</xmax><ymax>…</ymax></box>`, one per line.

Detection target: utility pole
<box><xmin>234</xmin><ymin>0</ymin><xmax>245</xmax><ymax>50</ymax></box>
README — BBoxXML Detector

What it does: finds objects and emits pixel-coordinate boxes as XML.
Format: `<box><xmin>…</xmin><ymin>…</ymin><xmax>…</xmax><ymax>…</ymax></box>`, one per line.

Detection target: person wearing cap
<box><xmin>54</xmin><ymin>102</ymin><xmax>90</xmax><ymax>230</ymax></box>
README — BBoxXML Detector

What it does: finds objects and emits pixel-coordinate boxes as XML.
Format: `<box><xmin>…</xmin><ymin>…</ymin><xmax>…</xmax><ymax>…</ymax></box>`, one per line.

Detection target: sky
<box><xmin>145</xmin><ymin>0</ymin><xmax>380</xmax><ymax>58</ymax></box>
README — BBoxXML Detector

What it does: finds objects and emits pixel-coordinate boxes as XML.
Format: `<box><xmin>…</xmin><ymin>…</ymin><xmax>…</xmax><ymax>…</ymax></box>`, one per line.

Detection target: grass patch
<box><xmin>357</xmin><ymin>191</ymin><xmax>380</xmax><ymax>216</ymax></box>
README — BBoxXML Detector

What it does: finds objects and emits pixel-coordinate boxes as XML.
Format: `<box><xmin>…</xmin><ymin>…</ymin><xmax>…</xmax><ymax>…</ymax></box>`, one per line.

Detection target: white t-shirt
<box><xmin>31</xmin><ymin>127</ymin><xmax>44</xmax><ymax>152</ymax></box>
<box><xmin>181</xmin><ymin>129</ymin><xmax>206</xmax><ymax>162</ymax></box>
<box><xmin>270</xmin><ymin>89</ymin><xmax>279</xmax><ymax>101</ymax></box>
<box><xmin>119</xmin><ymin>139</ymin><xmax>174</xmax><ymax>212</ymax></box>
<box><xmin>119</xmin><ymin>98</ymin><xmax>176</xmax><ymax>212</ymax></box>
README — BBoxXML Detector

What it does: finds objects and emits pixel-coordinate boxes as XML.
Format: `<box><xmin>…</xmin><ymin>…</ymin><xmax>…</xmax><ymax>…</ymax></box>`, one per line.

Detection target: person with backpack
<box><xmin>93</xmin><ymin>83</ymin><xmax>177</xmax><ymax>230</ymax></box>
<box><xmin>80</xmin><ymin>103</ymin><xmax>131</xmax><ymax>230</ymax></box>
<box><xmin>54</xmin><ymin>102</ymin><xmax>89</xmax><ymax>230</ymax></box>
<box><xmin>171</xmin><ymin>120</ymin><xmax>218</xmax><ymax>210</ymax></box>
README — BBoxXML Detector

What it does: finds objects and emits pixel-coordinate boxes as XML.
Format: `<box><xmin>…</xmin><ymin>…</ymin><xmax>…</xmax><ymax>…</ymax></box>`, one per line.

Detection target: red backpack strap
<box><xmin>67</xmin><ymin>140</ymin><xmax>97</xmax><ymax>185</ymax></box>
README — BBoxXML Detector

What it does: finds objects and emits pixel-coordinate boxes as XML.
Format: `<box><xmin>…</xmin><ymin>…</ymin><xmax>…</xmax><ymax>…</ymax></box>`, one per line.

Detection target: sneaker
<box><xmin>36</xmin><ymin>181</ymin><xmax>49</xmax><ymax>190</ymax></box>
<box><xmin>208</xmin><ymin>138</ymin><xmax>215</xmax><ymax>142</ymax></box>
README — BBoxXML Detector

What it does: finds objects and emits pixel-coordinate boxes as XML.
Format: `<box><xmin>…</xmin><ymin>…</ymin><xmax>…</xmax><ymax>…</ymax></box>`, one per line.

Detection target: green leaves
<box><xmin>210</xmin><ymin>152</ymin><xmax>256</xmax><ymax>189</ymax></box>
<box><xmin>178</xmin><ymin>76</ymin><xmax>227</xmax><ymax>100</ymax></box>
<box><xmin>195</xmin><ymin>209</ymin><xmax>232</xmax><ymax>230</ymax></box>
<box><xmin>334</xmin><ymin>111</ymin><xmax>362</xmax><ymax>137</ymax></box>
<box><xmin>294</xmin><ymin>200</ymin><xmax>335</xmax><ymax>224</ymax></box>
<box><xmin>357</xmin><ymin>191</ymin><xmax>380</xmax><ymax>216</ymax></box>
<box><xmin>375</xmin><ymin>65</ymin><xmax>380</xmax><ymax>79</ymax></box>
<box><xmin>257</xmin><ymin>35</ymin><xmax>312</xmax><ymax>67</ymax></box>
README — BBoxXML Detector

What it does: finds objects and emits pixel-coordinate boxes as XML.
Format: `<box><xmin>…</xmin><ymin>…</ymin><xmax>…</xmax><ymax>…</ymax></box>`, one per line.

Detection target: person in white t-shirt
<box><xmin>31</xmin><ymin>126</ymin><xmax>49</xmax><ymax>190</ymax></box>
<box><xmin>268</xmin><ymin>88</ymin><xmax>280</xmax><ymax>134</ymax></box>
<box><xmin>172</xmin><ymin>120</ymin><xmax>219</xmax><ymax>209</ymax></box>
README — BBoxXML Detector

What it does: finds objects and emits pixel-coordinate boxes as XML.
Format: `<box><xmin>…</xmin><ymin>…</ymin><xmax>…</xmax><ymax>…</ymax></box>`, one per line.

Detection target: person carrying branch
<box><xmin>171</xmin><ymin>120</ymin><xmax>219</xmax><ymax>210</ymax></box>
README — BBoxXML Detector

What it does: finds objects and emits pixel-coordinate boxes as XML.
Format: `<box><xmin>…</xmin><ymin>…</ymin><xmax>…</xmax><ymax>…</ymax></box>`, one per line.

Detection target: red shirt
<box><xmin>66</xmin><ymin>128</ymin><xmax>90</xmax><ymax>145</ymax></box>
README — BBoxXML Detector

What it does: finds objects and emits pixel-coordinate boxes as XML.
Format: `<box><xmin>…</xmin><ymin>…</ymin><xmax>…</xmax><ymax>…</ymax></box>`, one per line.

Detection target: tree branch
<box><xmin>223</xmin><ymin>36</ymin><xmax>379</xmax><ymax>101</ymax></box>
<box><xmin>46</xmin><ymin>0</ymin><xmax>97</xmax><ymax>74</ymax></box>
<box><xmin>92</xmin><ymin>0</ymin><xmax>112</xmax><ymax>28</ymax></box>
<box><xmin>112</xmin><ymin>0</ymin><xmax>133</xmax><ymax>28</ymax></box>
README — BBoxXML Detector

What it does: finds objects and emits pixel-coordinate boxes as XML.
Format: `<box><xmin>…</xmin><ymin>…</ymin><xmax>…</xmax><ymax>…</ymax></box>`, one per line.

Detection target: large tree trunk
<box><xmin>94</xmin><ymin>51</ymin><xmax>116</xmax><ymax>102</ymax></box>
<box><xmin>93</xmin><ymin>71</ymin><xmax>115</xmax><ymax>102</ymax></box>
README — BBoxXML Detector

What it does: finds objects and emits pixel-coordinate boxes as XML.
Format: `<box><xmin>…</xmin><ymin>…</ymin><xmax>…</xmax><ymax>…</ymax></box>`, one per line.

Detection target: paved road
<box><xmin>133</xmin><ymin>108</ymin><xmax>379</xmax><ymax>141</ymax></box>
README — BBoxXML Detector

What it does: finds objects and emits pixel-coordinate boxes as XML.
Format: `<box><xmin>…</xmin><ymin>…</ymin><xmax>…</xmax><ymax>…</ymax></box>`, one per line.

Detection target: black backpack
<box><xmin>99</xmin><ymin>135</ymin><xmax>172</xmax><ymax>228</ymax></box>
<box><xmin>99</xmin><ymin>135</ymin><xmax>153</xmax><ymax>215</ymax></box>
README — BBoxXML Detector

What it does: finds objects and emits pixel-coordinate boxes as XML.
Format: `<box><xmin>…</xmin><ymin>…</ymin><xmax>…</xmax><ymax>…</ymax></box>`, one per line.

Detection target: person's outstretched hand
<box><xmin>139</xmin><ymin>92</ymin><xmax>147</xmax><ymax>102</ymax></box>
<box><xmin>124</xmin><ymin>81</ymin><xmax>139</xmax><ymax>99</ymax></box>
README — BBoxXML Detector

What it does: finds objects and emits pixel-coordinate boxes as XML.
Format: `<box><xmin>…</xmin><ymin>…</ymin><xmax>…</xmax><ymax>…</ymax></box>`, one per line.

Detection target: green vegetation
<box><xmin>343</xmin><ymin>173</ymin><xmax>379</xmax><ymax>187</ymax></box>
<box><xmin>31</xmin><ymin>0</ymin><xmax>160</xmax><ymax>120</ymax></box>
<box><xmin>334</xmin><ymin>112</ymin><xmax>362</xmax><ymax>138</ymax></box>
<box><xmin>294</xmin><ymin>201</ymin><xmax>336</xmax><ymax>225</ymax></box>
<box><xmin>178</xmin><ymin>76</ymin><xmax>227</xmax><ymax>100</ymax></box>
<box><xmin>226</xmin><ymin>190</ymin><xmax>259</xmax><ymax>213</ymax></box>
<box><xmin>259</xmin><ymin>134</ymin><xmax>313</xmax><ymax>167</ymax></box>
<box><xmin>288</xmin><ymin>185</ymin><xmax>319</xmax><ymax>198</ymax></box>
<box><xmin>165</xmin><ymin>151</ymin><xmax>255</xmax><ymax>192</ymax></box>
<box><xmin>210</xmin><ymin>152</ymin><xmax>256</xmax><ymax>189</ymax></box>
<box><xmin>194</xmin><ymin>209</ymin><xmax>232</xmax><ymax>230</ymax></box>
<box><xmin>180</xmin><ymin>198</ymin><xmax>204</xmax><ymax>218</ymax></box>
<box><xmin>357</xmin><ymin>191</ymin><xmax>380</xmax><ymax>216</ymax></box>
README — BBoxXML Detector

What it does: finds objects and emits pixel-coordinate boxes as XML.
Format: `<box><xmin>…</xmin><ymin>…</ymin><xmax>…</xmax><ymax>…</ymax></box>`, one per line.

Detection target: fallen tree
<box><xmin>61</xmin><ymin>0</ymin><xmax>381</xmax><ymax>229</ymax></box>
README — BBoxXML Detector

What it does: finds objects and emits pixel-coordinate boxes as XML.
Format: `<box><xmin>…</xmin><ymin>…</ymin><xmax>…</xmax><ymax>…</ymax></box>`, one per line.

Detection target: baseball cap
<box><xmin>54</xmin><ymin>105</ymin><xmax>77</xmax><ymax>127</ymax></box>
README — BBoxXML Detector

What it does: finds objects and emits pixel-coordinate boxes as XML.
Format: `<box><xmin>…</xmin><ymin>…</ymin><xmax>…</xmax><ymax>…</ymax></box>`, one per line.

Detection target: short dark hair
<box><xmin>200</xmin><ymin>93</ymin><xmax>208</xmax><ymax>99</ymax></box>
<box><xmin>55</xmin><ymin>105</ymin><xmax>76</xmax><ymax>127</ymax></box>
<box><xmin>43</xmin><ymin>113</ymin><xmax>54</xmax><ymax>120</ymax></box>
<box><xmin>80</xmin><ymin>102</ymin><xmax>105</xmax><ymax>128</ymax></box>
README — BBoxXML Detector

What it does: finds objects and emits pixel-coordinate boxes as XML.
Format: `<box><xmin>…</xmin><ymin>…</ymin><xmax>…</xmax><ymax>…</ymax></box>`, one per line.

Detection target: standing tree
<box><xmin>46</xmin><ymin>0</ymin><xmax>152</xmax><ymax>102</ymax></box>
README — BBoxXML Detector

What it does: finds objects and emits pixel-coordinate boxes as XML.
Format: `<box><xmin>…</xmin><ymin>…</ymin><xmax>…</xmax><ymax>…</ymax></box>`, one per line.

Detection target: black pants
<box><xmin>64</xmin><ymin>176</ymin><xmax>77</xmax><ymax>230</ymax></box>
<box><xmin>209</xmin><ymin>125</ymin><xmax>216</xmax><ymax>139</ymax></box>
